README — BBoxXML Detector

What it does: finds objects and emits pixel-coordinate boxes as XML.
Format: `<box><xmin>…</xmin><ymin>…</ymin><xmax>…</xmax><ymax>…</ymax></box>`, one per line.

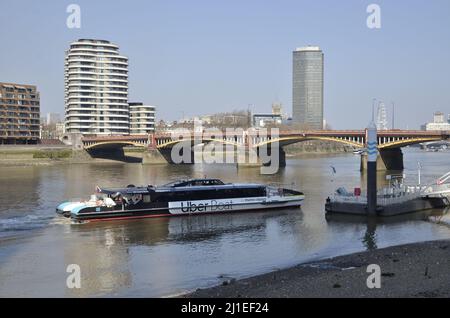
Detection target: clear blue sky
<box><xmin>1</xmin><ymin>0</ymin><xmax>449</xmax><ymax>129</ymax></box>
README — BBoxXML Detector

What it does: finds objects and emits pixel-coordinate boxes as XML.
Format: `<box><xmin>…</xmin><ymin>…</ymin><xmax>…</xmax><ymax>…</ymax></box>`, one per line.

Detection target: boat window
<box><xmin>208</xmin><ymin>179</ymin><xmax>225</xmax><ymax>185</ymax></box>
<box><xmin>151</xmin><ymin>185</ymin><xmax>266</xmax><ymax>202</ymax></box>
<box><xmin>143</xmin><ymin>195</ymin><xmax>151</xmax><ymax>203</ymax></box>
<box><xmin>163</xmin><ymin>179</ymin><xmax>225</xmax><ymax>188</ymax></box>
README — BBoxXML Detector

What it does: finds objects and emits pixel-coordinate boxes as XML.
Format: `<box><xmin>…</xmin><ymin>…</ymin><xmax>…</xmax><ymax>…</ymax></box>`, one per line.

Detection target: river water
<box><xmin>0</xmin><ymin>149</ymin><xmax>449</xmax><ymax>297</ymax></box>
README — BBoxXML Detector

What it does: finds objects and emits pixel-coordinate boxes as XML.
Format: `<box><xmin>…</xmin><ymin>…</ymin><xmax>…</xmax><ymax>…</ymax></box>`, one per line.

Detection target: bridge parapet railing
<box><xmin>82</xmin><ymin>134</ymin><xmax>150</xmax><ymax>141</ymax></box>
<box><xmin>151</xmin><ymin>129</ymin><xmax>450</xmax><ymax>138</ymax></box>
<box><xmin>272</xmin><ymin>130</ymin><xmax>365</xmax><ymax>135</ymax></box>
<box><xmin>377</xmin><ymin>130</ymin><xmax>449</xmax><ymax>136</ymax></box>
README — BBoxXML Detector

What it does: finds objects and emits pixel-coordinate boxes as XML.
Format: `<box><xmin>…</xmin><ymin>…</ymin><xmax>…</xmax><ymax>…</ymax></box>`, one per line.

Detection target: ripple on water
<box><xmin>0</xmin><ymin>213</ymin><xmax>55</xmax><ymax>238</ymax></box>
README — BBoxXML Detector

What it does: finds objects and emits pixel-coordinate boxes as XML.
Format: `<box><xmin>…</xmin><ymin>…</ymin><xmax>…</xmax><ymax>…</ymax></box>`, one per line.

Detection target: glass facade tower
<box><xmin>292</xmin><ymin>46</ymin><xmax>324</xmax><ymax>129</ymax></box>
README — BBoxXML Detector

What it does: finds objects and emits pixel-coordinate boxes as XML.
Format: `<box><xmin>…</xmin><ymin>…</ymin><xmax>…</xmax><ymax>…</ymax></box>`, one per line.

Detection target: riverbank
<box><xmin>0</xmin><ymin>145</ymin><xmax>143</xmax><ymax>166</ymax></box>
<box><xmin>186</xmin><ymin>239</ymin><xmax>450</xmax><ymax>298</ymax></box>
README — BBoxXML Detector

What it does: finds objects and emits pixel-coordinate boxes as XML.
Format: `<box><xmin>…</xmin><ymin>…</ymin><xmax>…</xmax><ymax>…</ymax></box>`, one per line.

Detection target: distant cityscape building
<box><xmin>292</xmin><ymin>46</ymin><xmax>324</xmax><ymax>129</ymax></box>
<box><xmin>271</xmin><ymin>102</ymin><xmax>283</xmax><ymax>116</ymax></box>
<box><xmin>64</xmin><ymin>39</ymin><xmax>129</xmax><ymax>135</ymax></box>
<box><xmin>199</xmin><ymin>115</ymin><xmax>213</xmax><ymax>124</ymax></box>
<box><xmin>423</xmin><ymin>111</ymin><xmax>450</xmax><ymax>131</ymax></box>
<box><xmin>129</xmin><ymin>102</ymin><xmax>156</xmax><ymax>134</ymax></box>
<box><xmin>376</xmin><ymin>102</ymin><xmax>388</xmax><ymax>130</ymax></box>
<box><xmin>46</xmin><ymin>113</ymin><xmax>61</xmax><ymax>125</ymax></box>
<box><xmin>40</xmin><ymin>122</ymin><xmax>65</xmax><ymax>140</ymax></box>
<box><xmin>251</xmin><ymin>102</ymin><xmax>285</xmax><ymax>128</ymax></box>
<box><xmin>433</xmin><ymin>111</ymin><xmax>445</xmax><ymax>124</ymax></box>
<box><xmin>252</xmin><ymin>113</ymin><xmax>282</xmax><ymax>128</ymax></box>
<box><xmin>56</xmin><ymin>123</ymin><xmax>65</xmax><ymax>137</ymax></box>
<box><xmin>174</xmin><ymin>111</ymin><xmax>251</xmax><ymax>129</ymax></box>
<box><xmin>0</xmin><ymin>82</ymin><xmax>40</xmax><ymax>144</ymax></box>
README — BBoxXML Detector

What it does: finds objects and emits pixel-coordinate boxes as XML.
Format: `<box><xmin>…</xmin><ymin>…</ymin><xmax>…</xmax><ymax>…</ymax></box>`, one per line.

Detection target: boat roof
<box><xmin>96</xmin><ymin>179</ymin><xmax>266</xmax><ymax>195</ymax></box>
<box><xmin>162</xmin><ymin>178</ymin><xmax>226</xmax><ymax>188</ymax></box>
<box><xmin>96</xmin><ymin>186</ymin><xmax>151</xmax><ymax>195</ymax></box>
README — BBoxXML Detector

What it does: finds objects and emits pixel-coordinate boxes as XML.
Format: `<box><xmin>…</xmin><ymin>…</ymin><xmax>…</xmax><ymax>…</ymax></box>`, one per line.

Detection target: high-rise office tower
<box><xmin>292</xmin><ymin>46</ymin><xmax>324</xmax><ymax>129</ymax></box>
<box><xmin>65</xmin><ymin>39</ymin><xmax>129</xmax><ymax>135</ymax></box>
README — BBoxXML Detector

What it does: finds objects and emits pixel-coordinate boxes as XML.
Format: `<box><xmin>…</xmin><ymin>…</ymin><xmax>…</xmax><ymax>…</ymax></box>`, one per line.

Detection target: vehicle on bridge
<box><xmin>56</xmin><ymin>178</ymin><xmax>304</xmax><ymax>222</ymax></box>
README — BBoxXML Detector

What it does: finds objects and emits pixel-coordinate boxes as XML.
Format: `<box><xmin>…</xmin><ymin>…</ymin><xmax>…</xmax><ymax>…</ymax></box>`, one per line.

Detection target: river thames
<box><xmin>0</xmin><ymin>148</ymin><xmax>449</xmax><ymax>297</ymax></box>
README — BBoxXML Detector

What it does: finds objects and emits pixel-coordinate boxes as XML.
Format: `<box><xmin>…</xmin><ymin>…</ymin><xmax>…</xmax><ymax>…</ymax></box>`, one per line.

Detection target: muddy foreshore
<box><xmin>186</xmin><ymin>239</ymin><xmax>450</xmax><ymax>298</ymax></box>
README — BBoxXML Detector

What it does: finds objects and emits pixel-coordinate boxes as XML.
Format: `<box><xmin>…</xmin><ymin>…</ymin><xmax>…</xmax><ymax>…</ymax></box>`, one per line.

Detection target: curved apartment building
<box><xmin>65</xmin><ymin>39</ymin><xmax>129</xmax><ymax>135</ymax></box>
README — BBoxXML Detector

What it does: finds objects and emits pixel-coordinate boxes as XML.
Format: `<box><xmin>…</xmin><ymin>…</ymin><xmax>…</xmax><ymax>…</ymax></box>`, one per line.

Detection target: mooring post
<box><xmin>366</xmin><ymin>122</ymin><xmax>378</xmax><ymax>215</ymax></box>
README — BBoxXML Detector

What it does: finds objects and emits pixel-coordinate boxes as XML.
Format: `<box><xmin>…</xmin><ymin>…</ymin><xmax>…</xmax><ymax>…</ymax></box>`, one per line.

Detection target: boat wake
<box><xmin>0</xmin><ymin>213</ymin><xmax>56</xmax><ymax>238</ymax></box>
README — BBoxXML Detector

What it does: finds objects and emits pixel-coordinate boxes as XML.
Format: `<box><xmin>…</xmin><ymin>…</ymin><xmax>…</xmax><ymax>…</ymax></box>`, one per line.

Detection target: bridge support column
<box><xmin>72</xmin><ymin>149</ymin><xmax>94</xmax><ymax>161</ymax></box>
<box><xmin>278</xmin><ymin>148</ymin><xmax>286</xmax><ymax>167</ymax></box>
<box><xmin>261</xmin><ymin>147</ymin><xmax>286</xmax><ymax>168</ymax></box>
<box><xmin>142</xmin><ymin>149</ymin><xmax>169</xmax><ymax>165</ymax></box>
<box><xmin>378</xmin><ymin>148</ymin><xmax>404</xmax><ymax>171</ymax></box>
<box><xmin>157</xmin><ymin>147</ymin><xmax>195</xmax><ymax>165</ymax></box>
<box><xmin>236</xmin><ymin>146</ymin><xmax>286</xmax><ymax>172</ymax></box>
<box><xmin>360</xmin><ymin>148</ymin><xmax>404</xmax><ymax>171</ymax></box>
<box><xmin>236</xmin><ymin>147</ymin><xmax>261</xmax><ymax>168</ymax></box>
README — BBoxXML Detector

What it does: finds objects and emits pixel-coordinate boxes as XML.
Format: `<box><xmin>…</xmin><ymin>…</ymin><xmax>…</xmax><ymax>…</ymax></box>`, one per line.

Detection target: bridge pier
<box><xmin>379</xmin><ymin>148</ymin><xmax>404</xmax><ymax>171</ymax></box>
<box><xmin>360</xmin><ymin>148</ymin><xmax>404</xmax><ymax>171</ymax></box>
<box><xmin>279</xmin><ymin>148</ymin><xmax>286</xmax><ymax>167</ymax></box>
<box><xmin>142</xmin><ymin>149</ymin><xmax>169</xmax><ymax>165</ymax></box>
<box><xmin>157</xmin><ymin>147</ymin><xmax>195</xmax><ymax>165</ymax></box>
<box><xmin>236</xmin><ymin>147</ymin><xmax>261</xmax><ymax>168</ymax></box>
<box><xmin>236</xmin><ymin>146</ymin><xmax>286</xmax><ymax>171</ymax></box>
<box><xmin>260</xmin><ymin>147</ymin><xmax>286</xmax><ymax>168</ymax></box>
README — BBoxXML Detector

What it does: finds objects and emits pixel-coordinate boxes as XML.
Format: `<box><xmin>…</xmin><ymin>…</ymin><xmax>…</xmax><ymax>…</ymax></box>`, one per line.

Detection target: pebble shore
<box><xmin>187</xmin><ymin>240</ymin><xmax>450</xmax><ymax>298</ymax></box>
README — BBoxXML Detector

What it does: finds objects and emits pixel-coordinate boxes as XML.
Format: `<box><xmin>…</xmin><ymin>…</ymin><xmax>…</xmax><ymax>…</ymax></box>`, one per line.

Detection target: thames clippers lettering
<box><xmin>56</xmin><ymin>178</ymin><xmax>304</xmax><ymax>222</ymax></box>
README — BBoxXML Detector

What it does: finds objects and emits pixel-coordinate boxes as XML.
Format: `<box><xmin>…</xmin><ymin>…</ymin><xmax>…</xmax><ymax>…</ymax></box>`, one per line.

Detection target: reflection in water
<box><xmin>63</xmin><ymin>227</ymin><xmax>132</xmax><ymax>297</ymax></box>
<box><xmin>428</xmin><ymin>207</ymin><xmax>450</xmax><ymax>227</ymax></box>
<box><xmin>326</xmin><ymin>209</ymin><xmax>449</xmax><ymax>251</ymax></box>
<box><xmin>59</xmin><ymin>209</ymin><xmax>308</xmax><ymax>297</ymax></box>
<box><xmin>74</xmin><ymin>210</ymin><xmax>297</xmax><ymax>246</ymax></box>
<box><xmin>364</xmin><ymin>218</ymin><xmax>378</xmax><ymax>250</ymax></box>
<box><xmin>0</xmin><ymin>149</ymin><xmax>450</xmax><ymax>297</ymax></box>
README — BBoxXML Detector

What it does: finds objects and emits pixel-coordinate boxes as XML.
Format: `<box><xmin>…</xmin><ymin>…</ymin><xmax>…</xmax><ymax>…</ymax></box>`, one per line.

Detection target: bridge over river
<box><xmin>80</xmin><ymin>129</ymin><xmax>450</xmax><ymax>171</ymax></box>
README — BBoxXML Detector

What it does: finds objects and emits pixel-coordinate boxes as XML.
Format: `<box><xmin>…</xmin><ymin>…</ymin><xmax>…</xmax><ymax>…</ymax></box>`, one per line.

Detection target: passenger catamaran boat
<box><xmin>56</xmin><ymin>179</ymin><xmax>305</xmax><ymax>222</ymax></box>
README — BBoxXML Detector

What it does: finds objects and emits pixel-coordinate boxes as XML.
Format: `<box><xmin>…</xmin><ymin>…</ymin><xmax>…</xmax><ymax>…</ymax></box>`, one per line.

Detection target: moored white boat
<box><xmin>325</xmin><ymin>170</ymin><xmax>450</xmax><ymax>216</ymax></box>
<box><xmin>421</xmin><ymin>171</ymin><xmax>450</xmax><ymax>205</ymax></box>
